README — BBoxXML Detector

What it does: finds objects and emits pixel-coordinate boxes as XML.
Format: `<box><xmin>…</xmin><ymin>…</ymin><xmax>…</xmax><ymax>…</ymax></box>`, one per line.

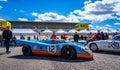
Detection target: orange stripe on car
<box><xmin>77</xmin><ymin>54</ymin><xmax>93</xmax><ymax>58</ymax></box>
<box><xmin>77</xmin><ymin>50</ymin><xmax>93</xmax><ymax>59</ymax></box>
<box><xmin>32</xmin><ymin>50</ymin><xmax>61</xmax><ymax>56</ymax></box>
<box><xmin>32</xmin><ymin>50</ymin><xmax>93</xmax><ymax>59</ymax></box>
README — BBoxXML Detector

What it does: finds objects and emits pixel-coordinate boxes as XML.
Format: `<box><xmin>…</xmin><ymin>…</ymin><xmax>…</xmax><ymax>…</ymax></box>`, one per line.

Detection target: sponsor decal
<box><xmin>47</xmin><ymin>45</ymin><xmax>57</xmax><ymax>54</ymax></box>
<box><xmin>75</xmin><ymin>23</ymin><xmax>89</xmax><ymax>30</ymax></box>
<box><xmin>111</xmin><ymin>41</ymin><xmax>120</xmax><ymax>49</ymax></box>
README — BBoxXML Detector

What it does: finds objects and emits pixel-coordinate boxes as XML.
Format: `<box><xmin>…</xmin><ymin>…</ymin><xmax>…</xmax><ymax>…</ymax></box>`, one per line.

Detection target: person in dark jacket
<box><xmin>2</xmin><ymin>26</ymin><xmax>12</xmax><ymax>54</ymax></box>
<box><xmin>113</xmin><ymin>32</ymin><xmax>118</xmax><ymax>36</ymax></box>
<box><xmin>104</xmin><ymin>32</ymin><xmax>109</xmax><ymax>40</ymax></box>
<box><xmin>73</xmin><ymin>32</ymin><xmax>79</xmax><ymax>42</ymax></box>
<box><xmin>100</xmin><ymin>32</ymin><xmax>105</xmax><ymax>40</ymax></box>
<box><xmin>96</xmin><ymin>30</ymin><xmax>101</xmax><ymax>40</ymax></box>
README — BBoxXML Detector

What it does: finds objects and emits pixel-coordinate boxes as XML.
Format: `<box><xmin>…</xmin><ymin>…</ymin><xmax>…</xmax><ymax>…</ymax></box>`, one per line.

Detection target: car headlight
<box><xmin>80</xmin><ymin>47</ymin><xmax>89</xmax><ymax>51</ymax></box>
<box><xmin>80</xmin><ymin>47</ymin><xmax>84</xmax><ymax>51</ymax></box>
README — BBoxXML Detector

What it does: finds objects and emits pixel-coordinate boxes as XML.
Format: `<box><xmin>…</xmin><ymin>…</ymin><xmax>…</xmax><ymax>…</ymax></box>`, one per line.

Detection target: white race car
<box><xmin>87</xmin><ymin>35</ymin><xmax>120</xmax><ymax>52</ymax></box>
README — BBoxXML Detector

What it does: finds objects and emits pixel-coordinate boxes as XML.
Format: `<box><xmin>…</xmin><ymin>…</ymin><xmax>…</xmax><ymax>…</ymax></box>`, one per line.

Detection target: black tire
<box><xmin>61</xmin><ymin>46</ymin><xmax>76</xmax><ymax>59</ymax></box>
<box><xmin>22</xmin><ymin>45</ymin><xmax>32</xmax><ymax>56</ymax></box>
<box><xmin>89</xmin><ymin>43</ymin><xmax>98</xmax><ymax>52</ymax></box>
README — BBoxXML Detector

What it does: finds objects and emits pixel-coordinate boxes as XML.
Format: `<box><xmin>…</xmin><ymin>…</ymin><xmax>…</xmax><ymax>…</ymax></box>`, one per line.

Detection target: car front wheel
<box><xmin>22</xmin><ymin>45</ymin><xmax>32</xmax><ymax>56</ymax></box>
<box><xmin>61</xmin><ymin>46</ymin><xmax>76</xmax><ymax>59</ymax></box>
<box><xmin>89</xmin><ymin>43</ymin><xmax>98</xmax><ymax>52</ymax></box>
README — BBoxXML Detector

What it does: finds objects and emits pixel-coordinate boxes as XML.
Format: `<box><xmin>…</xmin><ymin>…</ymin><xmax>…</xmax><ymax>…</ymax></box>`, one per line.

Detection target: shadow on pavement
<box><xmin>94</xmin><ymin>51</ymin><xmax>120</xmax><ymax>56</ymax></box>
<box><xmin>8</xmin><ymin>55</ymin><xmax>93</xmax><ymax>62</ymax></box>
<box><xmin>0</xmin><ymin>52</ymin><xmax>6</xmax><ymax>55</ymax></box>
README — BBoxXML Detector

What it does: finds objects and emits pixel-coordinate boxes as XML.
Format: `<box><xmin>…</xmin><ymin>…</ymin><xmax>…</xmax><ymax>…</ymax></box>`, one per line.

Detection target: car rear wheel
<box><xmin>22</xmin><ymin>45</ymin><xmax>32</xmax><ymax>56</ymax></box>
<box><xmin>61</xmin><ymin>46</ymin><xmax>76</xmax><ymax>59</ymax></box>
<box><xmin>89</xmin><ymin>43</ymin><xmax>98</xmax><ymax>52</ymax></box>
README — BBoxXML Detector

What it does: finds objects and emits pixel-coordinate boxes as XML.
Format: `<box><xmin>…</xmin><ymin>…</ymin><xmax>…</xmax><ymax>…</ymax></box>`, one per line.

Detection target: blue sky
<box><xmin>0</xmin><ymin>0</ymin><xmax>120</xmax><ymax>30</ymax></box>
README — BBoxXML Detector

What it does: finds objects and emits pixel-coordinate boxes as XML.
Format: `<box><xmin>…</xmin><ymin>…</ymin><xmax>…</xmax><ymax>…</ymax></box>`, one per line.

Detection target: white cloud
<box><xmin>32</xmin><ymin>0</ymin><xmax>120</xmax><ymax>23</ymax></box>
<box><xmin>71</xmin><ymin>0</ymin><xmax>120</xmax><ymax>22</ymax></box>
<box><xmin>66</xmin><ymin>13</ymin><xmax>80</xmax><ymax>22</ymax></box>
<box><xmin>32</xmin><ymin>12</ymin><xmax>38</xmax><ymax>16</ymax></box>
<box><xmin>96</xmin><ymin>26</ymin><xmax>108</xmax><ymax>30</ymax></box>
<box><xmin>84</xmin><ymin>0</ymin><xmax>92</xmax><ymax>5</ymax></box>
<box><xmin>18</xmin><ymin>17</ymin><xmax>28</xmax><ymax>21</ymax></box>
<box><xmin>105</xmin><ymin>24</ymin><xmax>111</xmax><ymax>27</ymax></box>
<box><xmin>0</xmin><ymin>18</ymin><xmax>4</xmax><ymax>20</ymax></box>
<box><xmin>73</xmin><ymin>10</ymin><xmax>114</xmax><ymax>21</ymax></box>
<box><xmin>0</xmin><ymin>17</ymin><xmax>5</xmax><ymax>20</ymax></box>
<box><xmin>116</xmin><ymin>17</ymin><xmax>120</xmax><ymax>20</ymax></box>
<box><xmin>34</xmin><ymin>12</ymin><xmax>80</xmax><ymax>22</ymax></box>
<box><xmin>34</xmin><ymin>12</ymin><xmax>66</xmax><ymax>22</ymax></box>
<box><xmin>14</xmin><ymin>9</ymin><xmax>25</xmax><ymax>13</ymax></box>
<box><xmin>114</xmin><ymin>22</ymin><xmax>120</xmax><ymax>25</ymax></box>
<box><xmin>0</xmin><ymin>6</ymin><xmax>3</xmax><ymax>9</ymax></box>
<box><xmin>102</xmin><ymin>0</ymin><xmax>119</xmax><ymax>4</ymax></box>
<box><xmin>96</xmin><ymin>24</ymin><xmax>113</xmax><ymax>30</ymax></box>
<box><xmin>0</xmin><ymin>0</ymin><xmax>7</xmax><ymax>2</ymax></box>
<box><xmin>89</xmin><ymin>24</ymin><xmax>94</xmax><ymax>29</ymax></box>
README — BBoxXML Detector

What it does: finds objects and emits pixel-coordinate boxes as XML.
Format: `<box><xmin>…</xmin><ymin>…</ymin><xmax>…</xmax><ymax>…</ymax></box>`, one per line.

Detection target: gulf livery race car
<box><xmin>17</xmin><ymin>39</ymin><xmax>93</xmax><ymax>59</ymax></box>
<box><xmin>87</xmin><ymin>34</ymin><xmax>120</xmax><ymax>52</ymax></box>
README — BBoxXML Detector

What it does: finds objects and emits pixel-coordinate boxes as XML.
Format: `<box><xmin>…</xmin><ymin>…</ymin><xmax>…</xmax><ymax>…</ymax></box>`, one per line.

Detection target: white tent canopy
<box><xmin>41</xmin><ymin>29</ymin><xmax>53</xmax><ymax>34</ymax></box>
<box><xmin>101</xmin><ymin>29</ymin><xmax>109</xmax><ymax>33</ymax></box>
<box><xmin>12</xmin><ymin>29</ymin><xmax>38</xmax><ymax>36</ymax></box>
<box><xmin>78</xmin><ymin>30</ymin><xmax>90</xmax><ymax>34</ymax></box>
<box><xmin>89</xmin><ymin>29</ymin><xmax>97</xmax><ymax>33</ymax></box>
<box><xmin>68</xmin><ymin>29</ymin><xmax>78</xmax><ymax>34</ymax></box>
<box><xmin>99</xmin><ymin>29</ymin><xmax>117</xmax><ymax>34</ymax></box>
<box><xmin>56</xmin><ymin>29</ymin><xmax>67</xmax><ymax>34</ymax></box>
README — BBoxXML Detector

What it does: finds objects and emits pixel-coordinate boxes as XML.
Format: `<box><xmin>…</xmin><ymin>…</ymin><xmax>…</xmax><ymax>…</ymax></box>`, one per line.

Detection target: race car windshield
<box><xmin>59</xmin><ymin>40</ymin><xmax>72</xmax><ymax>43</ymax></box>
<box><xmin>112</xmin><ymin>36</ymin><xmax>120</xmax><ymax>41</ymax></box>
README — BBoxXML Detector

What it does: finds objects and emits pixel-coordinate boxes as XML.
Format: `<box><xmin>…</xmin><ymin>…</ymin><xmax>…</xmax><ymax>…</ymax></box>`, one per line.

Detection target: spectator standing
<box><xmin>93</xmin><ymin>33</ymin><xmax>97</xmax><ymax>41</ymax></box>
<box><xmin>61</xmin><ymin>34</ymin><xmax>67</xmax><ymax>40</ymax></box>
<box><xmin>104</xmin><ymin>33</ymin><xmax>109</xmax><ymax>40</ymax></box>
<box><xmin>80</xmin><ymin>35</ymin><xmax>83</xmax><ymax>40</ymax></box>
<box><xmin>100</xmin><ymin>32</ymin><xmax>105</xmax><ymax>40</ymax></box>
<box><xmin>113</xmin><ymin>32</ymin><xmax>118</xmax><ymax>36</ymax></box>
<box><xmin>36</xmin><ymin>36</ymin><xmax>39</xmax><ymax>40</ymax></box>
<box><xmin>2</xmin><ymin>26</ymin><xmax>12</xmax><ymax>54</ymax></box>
<box><xmin>20</xmin><ymin>35</ymin><xmax>25</xmax><ymax>39</ymax></box>
<box><xmin>34</xmin><ymin>35</ymin><xmax>36</xmax><ymax>40</ymax></box>
<box><xmin>73</xmin><ymin>32</ymin><xmax>79</xmax><ymax>42</ymax></box>
<box><xmin>84</xmin><ymin>35</ymin><xmax>87</xmax><ymax>40</ymax></box>
<box><xmin>51</xmin><ymin>32</ymin><xmax>57</xmax><ymax>39</ymax></box>
<box><xmin>96</xmin><ymin>30</ymin><xmax>101</xmax><ymax>40</ymax></box>
<box><xmin>87</xmin><ymin>32</ymin><xmax>93</xmax><ymax>43</ymax></box>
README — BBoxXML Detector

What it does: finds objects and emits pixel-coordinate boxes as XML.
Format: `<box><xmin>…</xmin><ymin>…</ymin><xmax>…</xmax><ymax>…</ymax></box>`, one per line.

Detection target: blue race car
<box><xmin>17</xmin><ymin>39</ymin><xmax>93</xmax><ymax>59</ymax></box>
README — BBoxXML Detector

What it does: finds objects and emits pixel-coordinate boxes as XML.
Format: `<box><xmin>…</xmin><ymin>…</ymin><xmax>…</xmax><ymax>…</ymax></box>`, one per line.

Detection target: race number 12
<box><xmin>47</xmin><ymin>45</ymin><xmax>56</xmax><ymax>54</ymax></box>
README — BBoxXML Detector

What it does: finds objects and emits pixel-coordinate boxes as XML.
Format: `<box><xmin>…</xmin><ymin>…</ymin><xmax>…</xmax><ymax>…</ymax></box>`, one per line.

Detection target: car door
<box><xmin>100</xmin><ymin>40</ymin><xmax>112</xmax><ymax>51</ymax></box>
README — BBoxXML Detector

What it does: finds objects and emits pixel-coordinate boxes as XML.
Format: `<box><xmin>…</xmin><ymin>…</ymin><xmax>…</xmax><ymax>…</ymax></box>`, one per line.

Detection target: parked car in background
<box><xmin>87</xmin><ymin>34</ymin><xmax>120</xmax><ymax>52</ymax></box>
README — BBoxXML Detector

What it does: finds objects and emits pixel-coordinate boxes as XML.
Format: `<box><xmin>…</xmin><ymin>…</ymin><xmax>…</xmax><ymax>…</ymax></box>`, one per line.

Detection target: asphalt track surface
<box><xmin>0</xmin><ymin>47</ymin><xmax>120</xmax><ymax>70</ymax></box>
